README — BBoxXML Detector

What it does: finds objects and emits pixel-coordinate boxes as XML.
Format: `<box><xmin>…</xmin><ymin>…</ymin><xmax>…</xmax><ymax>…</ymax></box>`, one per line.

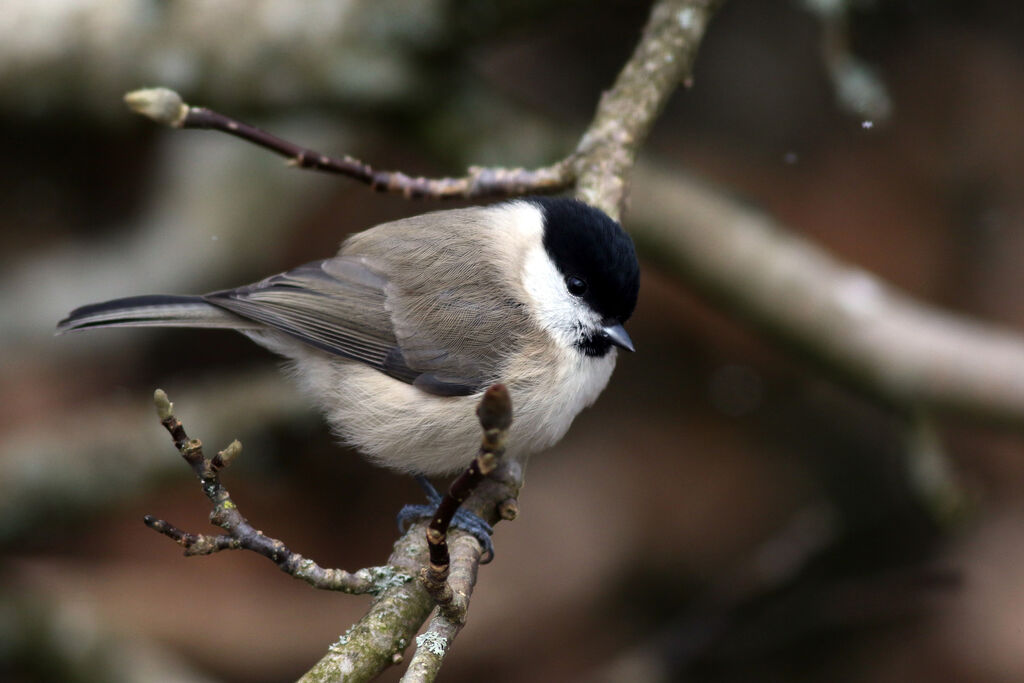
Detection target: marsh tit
<box><xmin>58</xmin><ymin>197</ymin><xmax>639</xmax><ymax>476</ymax></box>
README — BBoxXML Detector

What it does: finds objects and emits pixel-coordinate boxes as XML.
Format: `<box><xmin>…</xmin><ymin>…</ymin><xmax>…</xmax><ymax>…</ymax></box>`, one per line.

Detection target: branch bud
<box><xmin>153</xmin><ymin>389</ymin><xmax>173</xmax><ymax>420</ymax></box>
<box><xmin>476</xmin><ymin>384</ymin><xmax>512</xmax><ymax>432</ymax></box>
<box><xmin>124</xmin><ymin>88</ymin><xmax>188</xmax><ymax>127</ymax></box>
<box><xmin>213</xmin><ymin>439</ymin><xmax>242</xmax><ymax>469</ymax></box>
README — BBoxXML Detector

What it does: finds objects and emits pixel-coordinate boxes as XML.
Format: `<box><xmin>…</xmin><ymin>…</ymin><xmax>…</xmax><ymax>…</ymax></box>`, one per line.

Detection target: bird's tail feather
<box><xmin>56</xmin><ymin>295</ymin><xmax>256</xmax><ymax>334</ymax></box>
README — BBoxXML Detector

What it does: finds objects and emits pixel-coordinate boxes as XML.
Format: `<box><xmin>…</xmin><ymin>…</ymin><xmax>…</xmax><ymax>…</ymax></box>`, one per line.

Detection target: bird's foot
<box><xmin>396</xmin><ymin>475</ymin><xmax>495</xmax><ymax>563</ymax></box>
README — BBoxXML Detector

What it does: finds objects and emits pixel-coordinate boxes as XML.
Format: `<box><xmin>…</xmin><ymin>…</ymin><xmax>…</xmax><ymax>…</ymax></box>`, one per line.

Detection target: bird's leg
<box><xmin>396</xmin><ymin>475</ymin><xmax>496</xmax><ymax>563</ymax></box>
<box><xmin>414</xmin><ymin>474</ymin><xmax>443</xmax><ymax>505</ymax></box>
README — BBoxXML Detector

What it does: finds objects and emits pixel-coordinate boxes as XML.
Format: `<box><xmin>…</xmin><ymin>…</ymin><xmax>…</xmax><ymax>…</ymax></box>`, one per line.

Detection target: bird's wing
<box><xmin>204</xmin><ymin>240</ymin><xmax>524</xmax><ymax>396</ymax></box>
<box><xmin>205</xmin><ymin>257</ymin><xmax>424</xmax><ymax>384</ymax></box>
<box><xmin>342</xmin><ymin>210</ymin><xmax>531</xmax><ymax>395</ymax></box>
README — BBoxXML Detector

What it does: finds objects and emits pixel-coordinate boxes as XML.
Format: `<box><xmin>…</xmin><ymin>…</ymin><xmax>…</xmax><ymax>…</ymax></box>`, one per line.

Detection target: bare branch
<box><xmin>402</xmin><ymin>535</ymin><xmax>484</xmax><ymax>683</ymax></box>
<box><xmin>572</xmin><ymin>0</ymin><xmax>725</xmax><ymax>218</ymax></box>
<box><xmin>301</xmin><ymin>386</ymin><xmax>514</xmax><ymax>683</ymax></box>
<box><xmin>297</xmin><ymin>530</ymin><xmax>436</xmax><ymax>683</ymax></box>
<box><xmin>423</xmin><ymin>384</ymin><xmax>512</xmax><ymax>580</ymax></box>
<box><xmin>381</xmin><ymin>384</ymin><xmax>514</xmax><ymax>683</ymax></box>
<box><xmin>124</xmin><ymin>87</ymin><xmax>574</xmax><ymax>200</ymax></box>
<box><xmin>146</xmin><ymin>389</ymin><xmax>409</xmax><ymax>595</ymax></box>
<box><xmin>121</xmin><ymin>0</ymin><xmax>724</xmax><ymax>214</ymax></box>
<box><xmin>299</xmin><ymin>458</ymin><xmax>524</xmax><ymax>683</ymax></box>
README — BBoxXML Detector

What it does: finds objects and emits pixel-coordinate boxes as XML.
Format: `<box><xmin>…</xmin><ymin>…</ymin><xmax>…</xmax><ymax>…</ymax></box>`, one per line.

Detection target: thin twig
<box><xmin>422</xmin><ymin>383</ymin><xmax>512</xmax><ymax>599</ymax></box>
<box><xmin>121</xmin><ymin>0</ymin><xmax>727</xmax><ymax>218</ymax></box>
<box><xmin>146</xmin><ymin>389</ymin><xmax>409</xmax><ymax>595</ymax></box>
<box><xmin>124</xmin><ymin>88</ymin><xmax>574</xmax><ymax>200</ymax></box>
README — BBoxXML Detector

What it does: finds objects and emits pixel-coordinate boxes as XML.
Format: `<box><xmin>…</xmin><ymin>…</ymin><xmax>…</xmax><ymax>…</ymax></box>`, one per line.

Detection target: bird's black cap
<box><xmin>530</xmin><ymin>196</ymin><xmax>640</xmax><ymax>324</ymax></box>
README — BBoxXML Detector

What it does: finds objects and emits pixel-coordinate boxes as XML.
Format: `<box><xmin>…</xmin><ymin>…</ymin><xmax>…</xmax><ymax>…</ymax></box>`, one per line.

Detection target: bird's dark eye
<box><xmin>565</xmin><ymin>276</ymin><xmax>588</xmax><ymax>296</ymax></box>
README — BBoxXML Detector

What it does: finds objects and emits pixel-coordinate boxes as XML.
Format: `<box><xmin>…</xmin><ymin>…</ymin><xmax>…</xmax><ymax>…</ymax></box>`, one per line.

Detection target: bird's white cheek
<box><xmin>521</xmin><ymin>242</ymin><xmax>592</xmax><ymax>349</ymax></box>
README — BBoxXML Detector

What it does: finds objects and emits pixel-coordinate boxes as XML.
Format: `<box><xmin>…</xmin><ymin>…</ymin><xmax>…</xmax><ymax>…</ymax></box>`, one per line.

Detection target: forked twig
<box><xmin>145</xmin><ymin>389</ymin><xmax>410</xmax><ymax>595</ymax></box>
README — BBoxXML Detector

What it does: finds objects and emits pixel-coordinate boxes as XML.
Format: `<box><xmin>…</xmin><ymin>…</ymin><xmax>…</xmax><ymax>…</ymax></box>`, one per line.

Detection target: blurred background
<box><xmin>3</xmin><ymin>1</ymin><xmax>1024</xmax><ymax>681</ymax></box>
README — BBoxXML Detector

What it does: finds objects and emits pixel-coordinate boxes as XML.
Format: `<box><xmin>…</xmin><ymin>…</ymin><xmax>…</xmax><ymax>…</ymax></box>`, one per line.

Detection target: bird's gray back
<box><xmin>340</xmin><ymin>206</ymin><xmax>534</xmax><ymax>391</ymax></box>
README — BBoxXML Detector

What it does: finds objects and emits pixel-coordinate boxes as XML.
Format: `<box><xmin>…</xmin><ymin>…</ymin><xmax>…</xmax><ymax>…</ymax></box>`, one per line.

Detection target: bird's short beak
<box><xmin>601</xmin><ymin>322</ymin><xmax>635</xmax><ymax>352</ymax></box>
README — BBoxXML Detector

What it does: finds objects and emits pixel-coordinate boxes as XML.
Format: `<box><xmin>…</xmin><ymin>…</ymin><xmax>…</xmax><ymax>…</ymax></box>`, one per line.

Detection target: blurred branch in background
<box><xmin>631</xmin><ymin>165</ymin><xmax>1024</xmax><ymax>427</ymax></box>
<box><xmin>0</xmin><ymin>370</ymin><xmax>306</xmax><ymax>544</ymax></box>
<box><xmin>801</xmin><ymin>0</ymin><xmax>892</xmax><ymax>124</ymax></box>
<box><xmin>0</xmin><ymin>0</ymin><xmax>441</xmax><ymax>116</ymax></box>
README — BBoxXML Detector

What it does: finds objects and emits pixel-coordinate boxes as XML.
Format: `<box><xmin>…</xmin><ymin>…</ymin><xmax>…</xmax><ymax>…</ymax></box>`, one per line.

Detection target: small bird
<box><xmin>58</xmin><ymin>197</ymin><xmax>639</xmax><ymax>478</ymax></box>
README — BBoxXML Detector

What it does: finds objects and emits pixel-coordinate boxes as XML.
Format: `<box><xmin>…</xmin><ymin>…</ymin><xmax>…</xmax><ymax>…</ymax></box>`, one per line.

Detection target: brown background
<box><xmin>3</xmin><ymin>1</ymin><xmax>1024</xmax><ymax>681</ymax></box>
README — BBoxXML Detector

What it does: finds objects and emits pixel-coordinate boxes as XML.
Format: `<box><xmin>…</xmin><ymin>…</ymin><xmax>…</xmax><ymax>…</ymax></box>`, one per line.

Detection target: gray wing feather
<box><xmin>206</xmin><ymin>207</ymin><xmax>530</xmax><ymax>395</ymax></box>
<box><xmin>57</xmin><ymin>295</ymin><xmax>254</xmax><ymax>332</ymax></box>
<box><xmin>205</xmin><ymin>258</ymin><xmax>417</xmax><ymax>379</ymax></box>
<box><xmin>344</xmin><ymin>210</ymin><xmax>530</xmax><ymax>391</ymax></box>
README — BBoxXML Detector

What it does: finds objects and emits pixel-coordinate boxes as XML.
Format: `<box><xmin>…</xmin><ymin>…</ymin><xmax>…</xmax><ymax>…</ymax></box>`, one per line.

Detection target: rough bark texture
<box><xmin>572</xmin><ymin>0</ymin><xmax>724</xmax><ymax>219</ymax></box>
<box><xmin>298</xmin><ymin>462</ymin><xmax>522</xmax><ymax>682</ymax></box>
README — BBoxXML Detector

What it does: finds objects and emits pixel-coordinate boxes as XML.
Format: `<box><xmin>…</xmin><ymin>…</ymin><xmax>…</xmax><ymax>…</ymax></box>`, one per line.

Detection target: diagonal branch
<box><xmin>401</xmin><ymin>535</ymin><xmax>484</xmax><ymax>683</ymax></box>
<box><xmin>630</xmin><ymin>165</ymin><xmax>1024</xmax><ymax>427</ymax></box>
<box><xmin>572</xmin><ymin>0</ymin><xmax>724</xmax><ymax>218</ymax></box>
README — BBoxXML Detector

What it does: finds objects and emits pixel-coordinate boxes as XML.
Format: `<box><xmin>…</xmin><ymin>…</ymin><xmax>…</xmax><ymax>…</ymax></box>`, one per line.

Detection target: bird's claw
<box><xmin>397</xmin><ymin>476</ymin><xmax>495</xmax><ymax>563</ymax></box>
